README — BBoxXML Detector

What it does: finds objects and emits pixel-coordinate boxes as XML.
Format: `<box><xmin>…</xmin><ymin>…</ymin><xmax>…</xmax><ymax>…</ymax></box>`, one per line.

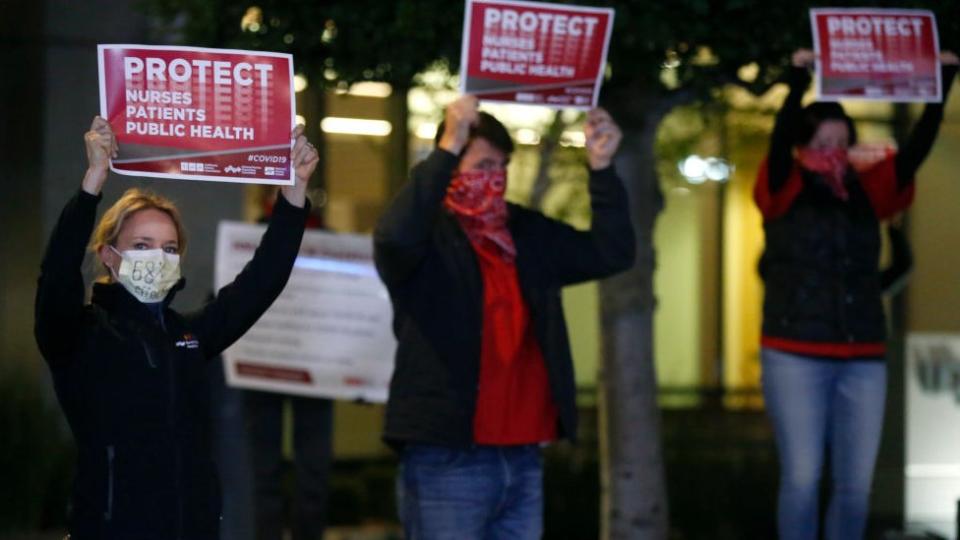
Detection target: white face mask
<box><xmin>109</xmin><ymin>247</ymin><xmax>181</xmax><ymax>303</ymax></box>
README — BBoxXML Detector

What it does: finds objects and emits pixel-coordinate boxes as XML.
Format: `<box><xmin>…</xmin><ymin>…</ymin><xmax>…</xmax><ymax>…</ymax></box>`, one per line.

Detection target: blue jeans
<box><xmin>397</xmin><ymin>444</ymin><xmax>544</xmax><ymax>540</ymax></box>
<box><xmin>761</xmin><ymin>347</ymin><xmax>887</xmax><ymax>540</ymax></box>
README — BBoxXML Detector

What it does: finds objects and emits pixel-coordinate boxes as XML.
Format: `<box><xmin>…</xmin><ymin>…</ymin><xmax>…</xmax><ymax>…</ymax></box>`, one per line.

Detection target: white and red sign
<box><xmin>460</xmin><ymin>0</ymin><xmax>614</xmax><ymax>109</ymax></box>
<box><xmin>216</xmin><ymin>222</ymin><xmax>396</xmax><ymax>402</ymax></box>
<box><xmin>810</xmin><ymin>8</ymin><xmax>941</xmax><ymax>102</ymax></box>
<box><xmin>905</xmin><ymin>333</ymin><xmax>960</xmax><ymax>537</ymax></box>
<box><xmin>98</xmin><ymin>44</ymin><xmax>296</xmax><ymax>184</ymax></box>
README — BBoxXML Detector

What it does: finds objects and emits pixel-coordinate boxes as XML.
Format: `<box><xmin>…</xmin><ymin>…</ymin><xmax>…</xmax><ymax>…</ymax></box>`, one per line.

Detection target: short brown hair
<box><xmin>90</xmin><ymin>188</ymin><xmax>186</xmax><ymax>282</ymax></box>
<box><xmin>435</xmin><ymin>111</ymin><xmax>515</xmax><ymax>157</ymax></box>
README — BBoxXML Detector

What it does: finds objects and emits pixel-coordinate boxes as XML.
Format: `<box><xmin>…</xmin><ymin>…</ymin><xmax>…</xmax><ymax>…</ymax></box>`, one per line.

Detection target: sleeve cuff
<box><xmin>274</xmin><ymin>191</ymin><xmax>312</xmax><ymax>219</ymax></box>
<box><xmin>77</xmin><ymin>188</ymin><xmax>103</xmax><ymax>206</ymax></box>
<box><xmin>942</xmin><ymin>64</ymin><xmax>959</xmax><ymax>102</ymax></box>
<box><xmin>945</xmin><ymin>64</ymin><xmax>959</xmax><ymax>81</ymax></box>
<box><xmin>788</xmin><ymin>66</ymin><xmax>812</xmax><ymax>89</ymax></box>
<box><xmin>588</xmin><ymin>164</ymin><xmax>617</xmax><ymax>179</ymax></box>
<box><xmin>429</xmin><ymin>148</ymin><xmax>461</xmax><ymax>170</ymax></box>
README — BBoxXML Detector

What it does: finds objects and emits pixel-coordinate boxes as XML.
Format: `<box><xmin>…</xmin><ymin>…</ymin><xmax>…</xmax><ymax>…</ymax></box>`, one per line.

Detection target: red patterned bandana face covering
<box><xmin>443</xmin><ymin>169</ymin><xmax>517</xmax><ymax>262</ymax></box>
<box><xmin>796</xmin><ymin>147</ymin><xmax>850</xmax><ymax>201</ymax></box>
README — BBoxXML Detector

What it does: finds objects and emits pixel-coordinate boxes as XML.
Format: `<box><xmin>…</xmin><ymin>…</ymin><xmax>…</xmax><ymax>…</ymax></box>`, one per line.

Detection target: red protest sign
<box><xmin>810</xmin><ymin>8</ymin><xmax>941</xmax><ymax>102</ymax></box>
<box><xmin>460</xmin><ymin>0</ymin><xmax>614</xmax><ymax>109</ymax></box>
<box><xmin>98</xmin><ymin>44</ymin><xmax>295</xmax><ymax>184</ymax></box>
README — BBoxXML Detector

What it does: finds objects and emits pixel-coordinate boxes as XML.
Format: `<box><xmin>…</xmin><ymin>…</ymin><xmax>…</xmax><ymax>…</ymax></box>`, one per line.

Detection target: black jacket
<box><xmin>35</xmin><ymin>189</ymin><xmax>308</xmax><ymax>540</ymax></box>
<box><xmin>758</xmin><ymin>65</ymin><xmax>956</xmax><ymax>352</ymax></box>
<box><xmin>374</xmin><ymin>149</ymin><xmax>635</xmax><ymax>448</ymax></box>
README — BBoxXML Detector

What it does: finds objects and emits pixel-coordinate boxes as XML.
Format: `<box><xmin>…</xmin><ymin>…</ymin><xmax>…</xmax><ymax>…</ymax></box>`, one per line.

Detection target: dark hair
<box><xmin>434</xmin><ymin>111</ymin><xmax>514</xmax><ymax>156</ymax></box>
<box><xmin>795</xmin><ymin>102</ymin><xmax>858</xmax><ymax>147</ymax></box>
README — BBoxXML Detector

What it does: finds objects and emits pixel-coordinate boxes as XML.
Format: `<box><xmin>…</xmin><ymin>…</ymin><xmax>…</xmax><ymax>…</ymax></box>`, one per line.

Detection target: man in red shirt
<box><xmin>374</xmin><ymin>95</ymin><xmax>635</xmax><ymax>539</ymax></box>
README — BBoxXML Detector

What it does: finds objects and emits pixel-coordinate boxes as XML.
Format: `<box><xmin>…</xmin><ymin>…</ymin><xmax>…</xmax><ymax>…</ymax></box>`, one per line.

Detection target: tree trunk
<box><xmin>529</xmin><ymin>111</ymin><xmax>567</xmax><ymax>210</ymax></box>
<box><xmin>598</xmin><ymin>106</ymin><xmax>669</xmax><ymax>539</ymax></box>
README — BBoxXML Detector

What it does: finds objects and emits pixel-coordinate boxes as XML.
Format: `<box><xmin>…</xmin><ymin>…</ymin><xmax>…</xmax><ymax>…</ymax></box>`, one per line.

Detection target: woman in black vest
<box><xmin>34</xmin><ymin>116</ymin><xmax>317</xmax><ymax>540</ymax></box>
<box><xmin>755</xmin><ymin>49</ymin><xmax>958</xmax><ymax>540</ymax></box>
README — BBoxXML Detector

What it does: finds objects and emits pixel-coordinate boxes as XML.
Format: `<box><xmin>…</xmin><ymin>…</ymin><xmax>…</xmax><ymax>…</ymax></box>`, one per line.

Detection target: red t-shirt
<box><xmin>471</xmin><ymin>246</ymin><xmax>558</xmax><ymax>445</ymax></box>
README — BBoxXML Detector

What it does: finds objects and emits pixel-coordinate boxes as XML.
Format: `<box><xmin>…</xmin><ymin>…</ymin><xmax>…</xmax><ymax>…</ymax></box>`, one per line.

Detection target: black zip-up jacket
<box><xmin>757</xmin><ymin>65</ymin><xmax>956</xmax><ymax>354</ymax></box>
<box><xmin>35</xmin><ymin>189</ymin><xmax>308</xmax><ymax>540</ymax></box>
<box><xmin>374</xmin><ymin>149</ymin><xmax>635</xmax><ymax>448</ymax></box>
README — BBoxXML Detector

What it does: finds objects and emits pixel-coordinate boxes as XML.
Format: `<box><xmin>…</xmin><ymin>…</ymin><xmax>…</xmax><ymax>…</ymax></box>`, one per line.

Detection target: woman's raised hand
<box><xmin>281</xmin><ymin>124</ymin><xmax>318</xmax><ymax>208</ymax></box>
<box><xmin>792</xmin><ymin>49</ymin><xmax>816</xmax><ymax>70</ymax></box>
<box><xmin>81</xmin><ymin>116</ymin><xmax>117</xmax><ymax>195</ymax></box>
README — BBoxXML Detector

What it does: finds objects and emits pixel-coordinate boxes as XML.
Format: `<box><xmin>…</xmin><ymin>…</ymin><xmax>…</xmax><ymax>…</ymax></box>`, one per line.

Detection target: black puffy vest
<box><xmin>760</xmin><ymin>170</ymin><xmax>887</xmax><ymax>347</ymax></box>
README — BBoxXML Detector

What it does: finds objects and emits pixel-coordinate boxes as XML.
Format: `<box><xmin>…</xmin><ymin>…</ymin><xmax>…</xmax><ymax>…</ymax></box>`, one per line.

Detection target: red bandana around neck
<box><xmin>796</xmin><ymin>147</ymin><xmax>850</xmax><ymax>201</ymax></box>
<box><xmin>443</xmin><ymin>169</ymin><xmax>517</xmax><ymax>262</ymax></box>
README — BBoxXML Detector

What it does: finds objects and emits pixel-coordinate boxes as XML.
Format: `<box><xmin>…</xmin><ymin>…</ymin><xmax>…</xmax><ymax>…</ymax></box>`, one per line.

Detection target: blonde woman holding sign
<box><xmin>34</xmin><ymin>116</ymin><xmax>318</xmax><ymax>540</ymax></box>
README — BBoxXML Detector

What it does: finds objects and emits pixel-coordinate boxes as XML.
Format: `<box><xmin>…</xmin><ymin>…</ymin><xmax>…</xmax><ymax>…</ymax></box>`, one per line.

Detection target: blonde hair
<box><xmin>90</xmin><ymin>188</ymin><xmax>187</xmax><ymax>282</ymax></box>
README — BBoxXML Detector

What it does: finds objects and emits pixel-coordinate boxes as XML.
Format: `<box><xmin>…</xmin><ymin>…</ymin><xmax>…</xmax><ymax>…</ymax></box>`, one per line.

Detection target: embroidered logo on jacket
<box><xmin>175</xmin><ymin>333</ymin><xmax>201</xmax><ymax>349</ymax></box>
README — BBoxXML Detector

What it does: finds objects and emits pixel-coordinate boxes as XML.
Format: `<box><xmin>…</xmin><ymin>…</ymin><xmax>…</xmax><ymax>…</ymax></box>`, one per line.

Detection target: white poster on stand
<box><xmin>905</xmin><ymin>333</ymin><xmax>960</xmax><ymax>538</ymax></box>
<box><xmin>215</xmin><ymin>221</ymin><xmax>395</xmax><ymax>402</ymax></box>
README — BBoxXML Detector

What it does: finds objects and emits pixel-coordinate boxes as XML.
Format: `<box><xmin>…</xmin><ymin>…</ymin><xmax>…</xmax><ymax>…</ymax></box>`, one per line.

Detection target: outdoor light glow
<box><xmin>662</xmin><ymin>50</ymin><xmax>681</xmax><ymax>69</ymax></box>
<box><xmin>738</xmin><ymin>62</ymin><xmax>760</xmax><ymax>83</ymax></box>
<box><xmin>704</xmin><ymin>158</ymin><xmax>733</xmax><ymax>181</ymax></box>
<box><xmin>560</xmin><ymin>130</ymin><xmax>586</xmax><ymax>148</ymax></box>
<box><xmin>679</xmin><ymin>155</ymin><xmax>733</xmax><ymax>184</ymax></box>
<box><xmin>691</xmin><ymin>46</ymin><xmax>719</xmax><ymax>66</ymax></box>
<box><xmin>294</xmin><ymin>74</ymin><xmax>309</xmax><ymax>93</ymax></box>
<box><xmin>240</xmin><ymin>6</ymin><xmax>263</xmax><ymax>32</ymax></box>
<box><xmin>321</xmin><ymin>20</ymin><xmax>337</xmax><ymax>44</ymax></box>
<box><xmin>345</xmin><ymin>82</ymin><xmax>393</xmax><ymax>98</ymax></box>
<box><xmin>321</xmin><ymin>117</ymin><xmax>392</xmax><ymax>137</ymax></box>
<box><xmin>516</xmin><ymin>128</ymin><xmax>541</xmax><ymax>145</ymax></box>
<box><xmin>418</xmin><ymin>66</ymin><xmax>451</xmax><ymax>88</ymax></box>
<box><xmin>415</xmin><ymin>122</ymin><xmax>438</xmax><ymax>140</ymax></box>
<box><xmin>660</xmin><ymin>67</ymin><xmax>680</xmax><ymax>89</ymax></box>
<box><xmin>679</xmin><ymin>155</ymin><xmax>708</xmax><ymax>184</ymax></box>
